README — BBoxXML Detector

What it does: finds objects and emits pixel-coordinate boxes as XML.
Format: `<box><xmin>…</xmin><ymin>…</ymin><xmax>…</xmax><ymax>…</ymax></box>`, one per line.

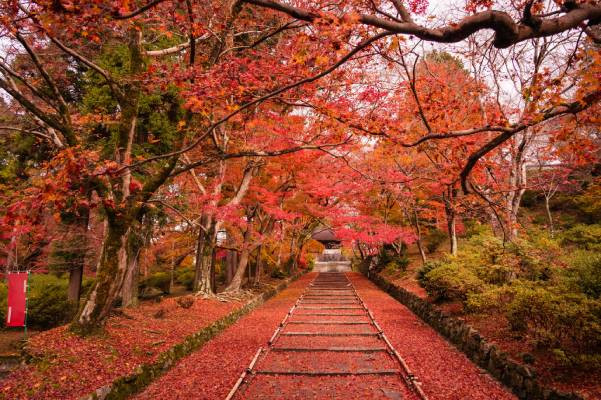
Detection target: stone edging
<box><xmin>368</xmin><ymin>273</ymin><xmax>583</xmax><ymax>400</ymax></box>
<box><xmin>82</xmin><ymin>272</ymin><xmax>304</xmax><ymax>400</ymax></box>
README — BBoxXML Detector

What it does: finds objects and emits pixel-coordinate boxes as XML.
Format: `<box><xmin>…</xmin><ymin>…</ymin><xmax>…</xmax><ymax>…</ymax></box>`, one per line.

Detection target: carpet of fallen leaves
<box><xmin>0</xmin><ymin>295</ymin><xmax>243</xmax><ymax>400</ymax></box>
<box><xmin>134</xmin><ymin>273</ymin><xmax>316</xmax><ymax>400</ymax></box>
<box><xmin>348</xmin><ymin>273</ymin><xmax>516</xmax><ymax>400</ymax></box>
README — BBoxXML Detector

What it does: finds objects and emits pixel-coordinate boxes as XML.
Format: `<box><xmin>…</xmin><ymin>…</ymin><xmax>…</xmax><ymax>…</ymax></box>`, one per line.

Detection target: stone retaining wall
<box><xmin>369</xmin><ymin>273</ymin><xmax>583</xmax><ymax>400</ymax></box>
<box><xmin>82</xmin><ymin>272</ymin><xmax>304</xmax><ymax>400</ymax></box>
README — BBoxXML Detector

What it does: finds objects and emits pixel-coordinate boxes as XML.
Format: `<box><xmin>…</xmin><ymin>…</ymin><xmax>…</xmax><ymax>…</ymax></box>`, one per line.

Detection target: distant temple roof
<box><xmin>312</xmin><ymin>228</ymin><xmax>339</xmax><ymax>243</ymax></box>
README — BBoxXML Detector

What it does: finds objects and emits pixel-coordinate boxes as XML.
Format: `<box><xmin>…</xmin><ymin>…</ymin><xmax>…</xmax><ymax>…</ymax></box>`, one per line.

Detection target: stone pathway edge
<box><xmin>81</xmin><ymin>272</ymin><xmax>306</xmax><ymax>400</ymax></box>
<box><xmin>368</xmin><ymin>272</ymin><xmax>583</xmax><ymax>400</ymax></box>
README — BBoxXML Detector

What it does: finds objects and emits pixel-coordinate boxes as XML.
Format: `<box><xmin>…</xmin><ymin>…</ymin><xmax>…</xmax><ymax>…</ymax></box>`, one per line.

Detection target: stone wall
<box><xmin>82</xmin><ymin>272</ymin><xmax>304</xmax><ymax>400</ymax></box>
<box><xmin>369</xmin><ymin>273</ymin><xmax>583</xmax><ymax>400</ymax></box>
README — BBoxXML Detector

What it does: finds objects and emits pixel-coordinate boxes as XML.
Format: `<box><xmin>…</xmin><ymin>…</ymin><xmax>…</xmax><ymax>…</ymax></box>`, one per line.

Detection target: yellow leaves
<box><xmin>177</xmin><ymin>120</ymin><xmax>187</xmax><ymax>130</ymax></box>
<box><xmin>315</xmin><ymin>55</ymin><xmax>329</xmax><ymax>67</ymax></box>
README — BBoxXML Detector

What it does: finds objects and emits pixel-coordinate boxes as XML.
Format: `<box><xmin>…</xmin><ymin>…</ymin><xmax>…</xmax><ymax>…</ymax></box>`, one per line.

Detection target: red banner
<box><xmin>6</xmin><ymin>273</ymin><xmax>28</xmax><ymax>327</ymax></box>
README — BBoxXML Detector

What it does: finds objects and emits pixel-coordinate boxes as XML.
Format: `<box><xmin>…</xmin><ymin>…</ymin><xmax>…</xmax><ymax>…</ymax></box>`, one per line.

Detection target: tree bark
<box><xmin>193</xmin><ymin>224</ymin><xmax>213</xmax><ymax>294</ymax></box>
<box><xmin>68</xmin><ymin>265</ymin><xmax>84</xmax><ymax>303</ymax></box>
<box><xmin>73</xmin><ymin>223</ymin><xmax>132</xmax><ymax>334</ymax></box>
<box><xmin>224</xmin><ymin>227</ymin><xmax>252</xmax><ymax>292</ymax></box>
<box><xmin>444</xmin><ymin>194</ymin><xmax>458</xmax><ymax>256</ymax></box>
<box><xmin>545</xmin><ymin>195</ymin><xmax>554</xmax><ymax>236</ymax></box>
<box><xmin>120</xmin><ymin>243</ymin><xmax>141</xmax><ymax>308</ymax></box>
<box><xmin>254</xmin><ymin>245</ymin><xmax>263</xmax><ymax>284</ymax></box>
<box><xmin>413</xmin><ymin>208</ymin><xmax>427</xmax><ymax>264</ymax></box>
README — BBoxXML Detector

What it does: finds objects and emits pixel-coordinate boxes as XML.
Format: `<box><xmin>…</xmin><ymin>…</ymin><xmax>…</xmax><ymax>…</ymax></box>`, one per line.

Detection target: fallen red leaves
<box><xmin>348</xmin><ymin>273</ymin><xmax>516</xmax><ymax>400</ymax></box>
<box><xmin>134</xmin><ymin>274</ymin><xmax>316</xmax><ymax>400</ymax></box>
<box><xmin>0</xmin><ymin>296</ymin><xmax>242</xmax><ymax>400</ymax></box>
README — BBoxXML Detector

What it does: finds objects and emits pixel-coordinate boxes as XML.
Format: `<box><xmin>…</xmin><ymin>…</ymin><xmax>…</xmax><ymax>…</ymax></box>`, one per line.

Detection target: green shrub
<box><xmin>424</xmin><ymin>229</ymin><xmax>447</xmax><ymax>254</ymax></box>
<box><xmin>562</xmin><ymin>224</ymin><xmax>601</xmax><ymax>250</ymax></box>
<box><xmin>569</xmin><ymin>251</ymin><xmax>601</xmax><ymax>299</ymax></box>
<box><xmin>270</xmin><ymin>268</ymin><xmax>287</xmax><ymax>279</ymax></box>
<box><xmin>520</xmin><ymin>190</ymin><xmax>540</xmax><ymax>208</ymax></box>
<box><xmin>505</xmin><ymin>286</ymin><xmax>601</xmax><ymax>352</ymax></box>
<box><xmin>383</xmin><ymin>257</ymin><xmax>410</xmax><ymax>274</ymax></box>
<box><xmin>27</xmin><ymin>275</ymin><xmax>76</xmax><ymax>329</ymax></box>
<box><xmin>140</xmin><ymin>272</ymin><xmax>171</xmax><ymax>294</ymax></box>
<box><xmin>417</xmin><ymin>260</ymin><xmax>442</xmax><ymax>287</ymax></box>
<box><xmin>422</xmin><ymin>263</ymin><xmax>485</xmax><ymax>301</ymax></box>
<box><xmin>463</xmin><ymin>220</ymin><xmax>490</xmax><ymax>238</ymax></box>
<box><xmin>0</xmin><ymin>274</ymin><xmax>77</xmax><ymax>330</ymax></box>
<box><xmin>175</xmin><ymin>267</ymin><xmax>195</xmax><ymax>291</ymax></box>
<box><xmin>574</xmin><ymin>182</ymin><xmax>601</xmax><ymax>222</ymax></box>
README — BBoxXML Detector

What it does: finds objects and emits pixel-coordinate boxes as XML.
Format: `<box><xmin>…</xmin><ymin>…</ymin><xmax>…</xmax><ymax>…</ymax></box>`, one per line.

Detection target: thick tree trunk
<box><xmin>224</xmin><ymin>227</ymin><xmax>252</xmax><ymax>292</ymax></box>
<box><xmin>73</xmin><ymin>223</ymin><xmax>131</xmax><ymax>334</ymax></box>
<box><xmin>193</xmin><ymin>225</ymin><xmax>213</xmax><ymax>294</ymax></box>
<box><xmin>225</xmin><ymin>248</ymin><xmax>249</xmax><ymax>292</ymax></box>
<box><xmin>225</xmin><ymin>250</ymin><xmax>236</xmax><ymax>285</ymax></box>
<box><xmin>120</xmin><ymin>247</ymin><xmax>140</xmax><ymax>308</ymax></box>
<box><xmin>68</xmin><ymin>265</ymin><xmax>83</xmax><ymax>303</ymax></box>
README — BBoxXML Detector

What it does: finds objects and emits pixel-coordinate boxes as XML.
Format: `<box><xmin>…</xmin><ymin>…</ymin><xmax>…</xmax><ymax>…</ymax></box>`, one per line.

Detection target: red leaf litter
<box><xmin>0</xmin><ymin>296</ymin><xmax>242</xmax><ymax>400</ymax></box>
<box><xmin>134</xmin><ymin>273</ymin><xmax>316</xmax><ymax>400</ymax></box>
<box><xmin>347</xmin><ymin>272</ymin><xmax>517</xmax><ymax>400</ymax></box>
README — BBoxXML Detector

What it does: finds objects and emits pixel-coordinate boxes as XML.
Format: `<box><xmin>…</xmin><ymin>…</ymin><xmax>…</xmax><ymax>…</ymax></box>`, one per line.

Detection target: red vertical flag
<box><xmin>6</xmin><ymin>272</ymin><xmax>28</xmax><ymax>327</ymax></box>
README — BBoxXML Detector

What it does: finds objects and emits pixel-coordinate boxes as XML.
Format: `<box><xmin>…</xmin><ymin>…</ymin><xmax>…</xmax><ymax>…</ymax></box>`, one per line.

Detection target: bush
<box><xmin>505</xmin><ymin>285</ymin><xmax>601</xmax><ymax>353</ymax></box>
<box><xmin>27</xmin><ymin>275</ymin><xmax>76</xmax><ymax>329</ymax></box>
<box><xmin>383</xmin><ymin>256</ymin><xmax>410</xmax><ymax>274</ymax></box>
<box><xmin>270</xmin><ymin>268</ymin><xmax>287</xmax><ymax>279</ymax></box>
<box><xmin>140</xmin><ymin>272</ymin><xmax>171</xmax><ymax>294</ymax></box>
<box><xmin>520</xmin><ymin>190</ymin><xmax>540</xmax><ymax>208</ymax></box>
<box><xmin>421</xmin><ymin>263</ymin><xmax>485</xmax><ymax>301</ymax></box>
<box><xmin>417</xmin><ymin>260</ymin><xmax>442</xmax><ymax>287</ymax></box>
<box><xmin>175</xmin><ymin>267</ymin><xmax>195</xmax><ymax>291</ymax></box>
<box><xmin>0</xmin><ymin>274</ymin><xmax>77</xmax><ymax>330</ymax></box>
<box><xmin>569</xmin><ymin>251</ymin><xmax>601</xmax><ymax>299</ymax></box>
<box><xmin>424</xmin><ymin>229</ymin><xmax>447</xmax><ymax>254</ymax></box>
<box><xmin>562</xmin><ymin>224</ymin><xmax>601</xmax><ymax>250</ymax></box>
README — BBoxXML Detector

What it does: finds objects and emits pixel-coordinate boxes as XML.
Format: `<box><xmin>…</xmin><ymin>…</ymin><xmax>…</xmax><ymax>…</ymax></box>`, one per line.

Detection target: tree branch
<box><xmin>243</xmin><ymin>0</ymin><xmax>601</xmax><ymax>48</ymax></box>
<box><xmin>118</xmin><ymin>31</ymin><xmax>389</xmax><ymax>173</ymax></box>
<box><xmin>113</xmin><ymin>0</ymin><xmax>169</xmax><ymax>20</ymax></box>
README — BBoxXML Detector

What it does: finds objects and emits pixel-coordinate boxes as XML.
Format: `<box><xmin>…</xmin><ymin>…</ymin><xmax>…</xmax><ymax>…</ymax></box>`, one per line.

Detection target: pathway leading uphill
<box><xmin>228</xmin><ymin>272</ymin><xmax>427</xmax><ymax>400</ymax></box>
<box><xmin>135</xmin><ymin>272</ymin><xmax>516</xmax><ymax>400</ymax></box>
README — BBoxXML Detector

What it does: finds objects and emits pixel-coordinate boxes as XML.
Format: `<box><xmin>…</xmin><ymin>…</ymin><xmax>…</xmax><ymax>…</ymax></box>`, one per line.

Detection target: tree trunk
<box><xmin>225</xmin><ymin>250</ymin><xmax>236</xmax><ymax>285</ymax></box>
<box><xmin>225</xmin><ymin>247</ymin><xmax>250</xmax><ymax>292</ymax></box>
<box><xmin>68</xmin><ymin>265</ymin><xmax>84</xmax><ymax>303</ymax></box>
<box><xmin>193</xmin><ymin>225</ymin><xmax>213</xmax><ymax>294</ymax></box>
<box><xmin>545</xmin><ymin>196</ymin><xmax>554</xmax><ymax>236</ymax></box>
<box><xmin>72</xmin><ymin>223</ymin><xmax>132</xmax><ymax>334</ymax></box>
<box><xmin>413</xmin><ymin>208</ymin><xmax>427</xmax><ymax>264</ymax></box>
<box><xmin>224</xmin><ymin>227</ymin><xmax>252</xmax><ymax>292</ymax></box>
<box><xmin>254</xmin><ymin>245</ymin><xmax>262</xmax><ymax>284</ymax></box>
<box><xmin>210</xmin><ymin>247</ymin><xmax>217</xmax><ymax>293</ymax></box>
<box><xmin>120</xmin><ymin>250</ymin><xmax>140</xmax><ymax>308</ymax></box>
<box><xmin>444</xmin><ymin>200</ymin><xmax>458</xmax><ymax>256</ymax></box>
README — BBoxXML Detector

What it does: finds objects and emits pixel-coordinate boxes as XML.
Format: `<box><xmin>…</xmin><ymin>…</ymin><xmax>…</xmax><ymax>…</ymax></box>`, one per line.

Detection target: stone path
<box><xmin>228</xmin><ymin>272</ymin><xmax>425</xmax><ymax>399</ymax></box>
<box><xmin>135</xmin><ymin>272</ymin><xmax>516</xmax><ymax>400</ymax></box>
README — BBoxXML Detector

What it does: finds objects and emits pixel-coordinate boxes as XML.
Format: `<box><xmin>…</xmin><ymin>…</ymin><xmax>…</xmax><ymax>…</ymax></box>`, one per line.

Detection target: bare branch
<box><xmin>113</xmin><ymin>0</ymin><xmax>169</xmax><ymax>20</ymax></box>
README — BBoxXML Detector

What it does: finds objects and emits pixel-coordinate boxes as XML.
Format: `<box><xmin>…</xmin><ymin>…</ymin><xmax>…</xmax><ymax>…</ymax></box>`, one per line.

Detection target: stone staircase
<box><xmin>313</xmin><ymin>249</ymin><xmax>351</xmax><ymax>272</ymax></box>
